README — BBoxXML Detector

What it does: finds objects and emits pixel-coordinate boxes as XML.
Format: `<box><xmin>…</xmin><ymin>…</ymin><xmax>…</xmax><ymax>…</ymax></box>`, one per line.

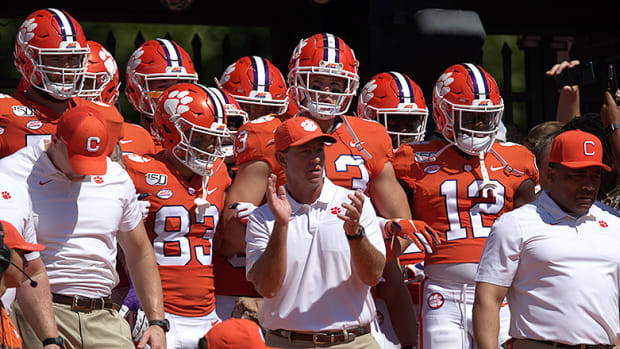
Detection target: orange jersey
<box><xmin>393</xmin><ymin>140</ymin><xmax>538</xmax><ymax>265</ymax></box>
<box><xmin>234</xmin><ymin>114</ymin><xmax>287</xmax><ymax>188</ymax></box>
<box><xmin>120</xmin><ymin>122</ymin><xmax>160</xmax><ymax>155</ymax></box>
<box><xmin>1</xmin><ymin>305</ymin><xmax>22</xmax><ymax>348</ymax></box>
<box><xmin>0</xmin><ymin>90</ymin><xmax>124</xmax><ymax>158</ymax></box>
<box><xmin>124</xmin><ymin>153</ymin><xmax>231</xmax><ymax>316</ymax></box>
<box><xmin>323</xmin><ymin>116</ymin><xmax>393</xmax><ymax>193</ymax></box>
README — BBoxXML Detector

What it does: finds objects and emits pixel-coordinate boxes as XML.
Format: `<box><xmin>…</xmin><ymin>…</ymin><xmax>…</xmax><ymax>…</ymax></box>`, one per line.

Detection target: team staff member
<box><xmin>0</xmin><ymin>107</ymin><xmax>166</xmax><ymax>348</ymax></box>
<box><xmin>246</xmin><ymin>117</ymin><xmax>385</xmax><ymax>349</ymax></box>
<box><xmin>0</xmin><ymin>220</ymin><xmax>47</xmax><ymax>349</ymax></box>
<box><xmin>474</xmin><ymin>130</ymin><xmax>620</xmax><ymax>349</ymax></box>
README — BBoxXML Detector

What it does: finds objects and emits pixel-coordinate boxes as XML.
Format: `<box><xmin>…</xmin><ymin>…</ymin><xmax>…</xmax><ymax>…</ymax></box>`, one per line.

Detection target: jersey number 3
<box><xmin>440</xmin><ymin>179</ymin><xmax>505</xmax><ymax>241</ymax></box>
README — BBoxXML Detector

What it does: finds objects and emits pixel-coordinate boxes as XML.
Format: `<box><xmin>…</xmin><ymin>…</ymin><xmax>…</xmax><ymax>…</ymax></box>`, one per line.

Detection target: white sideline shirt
<box><xmin>0</xmin><ymin>141</ymin><xmax>142</xmax><ymax>298</ymax></box>
<box><xmin>476</xmin><ymin>191</ymin><xmax>620</xmax><ymax>345</ymax></box>
<box><xmin>246</xmin><ymin>178</ymin><xmax>386</xmax><ymax>332</ymax></box>
<box><xmin>0</xmin><ymin>173</ymin><xmax>40</xmax><ymax>312</ymax></box>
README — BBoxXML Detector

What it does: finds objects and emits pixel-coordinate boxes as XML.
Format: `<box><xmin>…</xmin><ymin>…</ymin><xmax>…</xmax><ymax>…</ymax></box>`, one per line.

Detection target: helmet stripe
<box><xmin>250</xmin><ymin>56</ymin><xmax>269</xmax><ymax>93</ymax></box>
<box><xmin>321</xmin><ymin>33</ymin><xmax>340</xmax><ymax>63</ymax></box>
<box><xmin>157</xmin><ymin>39</ymin><xmax>181</xmax><ymax>67</ymax></box>
<box><xmin>389</xmin><ymin>72</ymin><xmax>414</xmax><ymax>104</ymax></box>
<box><xmin>462</xmin><ymin>63</ymin><xmax>489</xmax><ymax>99</ymax></box>
<box><xmin>46</xmin><ymin>8</ymin><xmax>75</xmax><ymax>42</ymax></box>
<box><xmin>201</xmin><ymin>86</ymin><xmax>226</xmax><ymax>124</ymax></box>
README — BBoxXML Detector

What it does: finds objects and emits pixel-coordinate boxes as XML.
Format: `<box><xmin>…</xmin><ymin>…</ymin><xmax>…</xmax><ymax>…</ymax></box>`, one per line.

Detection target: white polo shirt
<box><xmin>246</xmin><ymin>178</ymin><xmax>386</xmax><ymax>332</ymax></box>
<box><xmin>476</xmin><ymin>190</ymin><xmax>620</xmax><ymax>345</ymax></box>
<box><xmin>0</xmin><ymin>141</ymin><xmax>142</xmax><ymax>298</ymax></box>
<box><xmin>0</xmin><ymin>173</ymin><xmax>40</xmax><ymax>312</ymax></box>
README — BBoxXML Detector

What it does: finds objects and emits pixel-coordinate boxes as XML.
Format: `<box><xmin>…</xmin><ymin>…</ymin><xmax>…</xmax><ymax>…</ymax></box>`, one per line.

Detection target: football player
<box><xmin>123</xmin><ymin>38</ymin><xmax>199</xmax><ymax>155</ymax></box>
<box><xmin>392</xmin><ymin>63</ymin><xmax>538</xmax><ymax>348</ymax></box>
<box><xmin>0</xmin><ymin>8</ymin><xmax>124</xmax><ymax>162</ymax></box>
<box><xmin>215</xmin><ymin>33</ymin><xmax>418</xmax><ymax>348</ymax></box>
<box><xmin>216</xmin><ymin>55</ymin><xmax>289</xmax><ymax>121</ymax></box>
<box><xmin>123</xmin><ymin>82</ymin><xmax>232</xmax><ymax>347</ymax></box>
<box><xmin>358</xmin><ymin>70</ymin><xmax>430</xmax><ymax>329</ymax></box>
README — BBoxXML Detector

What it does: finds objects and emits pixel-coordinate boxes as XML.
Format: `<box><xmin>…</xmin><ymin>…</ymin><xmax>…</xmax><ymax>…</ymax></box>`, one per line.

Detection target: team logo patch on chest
<box><xmin>427</xmin><ymin>292</ymin><xmax>444</xmax><ymax>309</ymax></box>
<box><xmin>25</xmin><ymin>120</ymin><xmax>43</xmax><ymax>130</ymax></box>
<box><xmin>424</xmin><ymin>164</ymin><xmax>441</xmax><ymax>174</ymax></box>
<box><xmin>12</xmin><ymin>105</ymin><xmax>35</xmax><ymax>117</ymax></box>
<box><xmin>145</xmin><ymin>173</ymin><xmax>167</xmax><ymax>186</ymax></box>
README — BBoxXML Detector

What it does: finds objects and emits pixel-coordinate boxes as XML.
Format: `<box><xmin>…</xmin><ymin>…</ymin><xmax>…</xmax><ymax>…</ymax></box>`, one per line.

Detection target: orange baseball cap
<box><xmin>56</xmin><ymin>106</ymin><xmax>109</xmax><ymax>175</ymax></box>
<box><xmin>274</xmin><ymin>116</ymin><xmax>336</xmax><ymax>151</ymax></box>
<box><xmin>204</xmin><ymin>319</ymin><xmax>280</xmax><ymax>349</ymax></box>
<box><xmin>549</xmin><ymin>130</ymin><xmax>612</xmax><ymax>171</ymax></box>
<box><xmin>0</xmin><ymin>220</ymin><xmax>45</xmax><ymax>252</ymax></box>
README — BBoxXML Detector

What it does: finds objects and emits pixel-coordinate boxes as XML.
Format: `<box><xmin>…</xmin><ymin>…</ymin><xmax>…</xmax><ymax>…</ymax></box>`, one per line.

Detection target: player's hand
<box><xmin>136</xmin><ymin>193</ymin><xmax>151</xmax><ymax>220</ymax></box>
<box><xmin>229</xmin><ymin>202</ymin><xmax>257</xmax><ymax>224</ymax></box>
<box><xmin>384</xmin><ymin>219</ymin><xmax>441</xmax><ymax>254</ymax></box>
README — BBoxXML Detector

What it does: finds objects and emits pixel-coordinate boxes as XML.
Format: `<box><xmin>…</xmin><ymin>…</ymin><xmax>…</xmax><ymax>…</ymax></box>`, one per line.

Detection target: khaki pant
<box><xmin>11</xmin><ymin>301</ymin><xmax>133</xmax><ymax>349</ymax></box>
<box><xmin>265</xmin><ymin>331</ymin><xmax>381</xmax><ymax>349</ymax></box>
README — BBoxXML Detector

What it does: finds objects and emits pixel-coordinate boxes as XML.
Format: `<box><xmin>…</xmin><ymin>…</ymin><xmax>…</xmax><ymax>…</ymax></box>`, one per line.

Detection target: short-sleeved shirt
<box><xmin>0</xmin><ymin>141</ymin><xmax>142</xmax><ymax>298</ymax></box>
<box><xmin>246</xmin><ymin>178</ymin><xmax>386</xmax><ymax>331</ymax></box>
<box><xmin>476</xmin><ymin>191</ymin><xmax>620</xmax><ymax>345</ymax></box>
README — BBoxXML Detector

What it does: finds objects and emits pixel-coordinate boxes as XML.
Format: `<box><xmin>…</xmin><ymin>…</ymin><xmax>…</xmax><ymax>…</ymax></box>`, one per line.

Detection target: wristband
<box><xmin>149</xmin><ymin>319</ymin><xmax>170</xmax><ymax>332</ymax></box>
<box><xmin>42</xmin><ymin>336</ymin><xmax>65</xmax><ymax>348</ymax></box>
<box><xmin>605</xmin><ymin>123</ymin><xmax>620</xmax><ymax>137</ymax></box>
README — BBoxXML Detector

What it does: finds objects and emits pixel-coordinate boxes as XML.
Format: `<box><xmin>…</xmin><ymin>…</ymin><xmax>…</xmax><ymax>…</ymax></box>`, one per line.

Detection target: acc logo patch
<box><xmin>25</xmin><ymin>120</ymin><xmax>43</xmax><ymax>130</ymax></box>
<box><xmin>157</xmin><ymin>189</ymin><xmax>174</xmax><ymax>200</ymax></box>
<box><xmin>424</xmin><ymin>164</ymin><xmax>441</xmax><ymax>174</ymax></box>
<box><xmin>427</xmin><ymin>292</ymin><xmax>444</xmax><ymax>309</ymax></box>
<box><xmin>12</xmin><ymin>105</ymin><xmax>35</xmax><ymax>117</ymax></box>
<box><xmin>0</xmin><ymin>126</ymin><xmax>5</xmax><ymax>135</ymax></box>
<box><xmin>126</xmin><ymin>153</ymin><xmax>152</xmax><ymax>163</ymax></box>
<box><xmin>146</xmin><ymin>173</ymin><xmax>167</xmax><ymax>186</ymax></box>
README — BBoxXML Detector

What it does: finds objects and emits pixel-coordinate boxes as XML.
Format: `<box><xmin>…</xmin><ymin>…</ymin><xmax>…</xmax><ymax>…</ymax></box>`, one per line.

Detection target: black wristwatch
<box><xmin>149</xmin><ymin>319</ymin><xmax>170</xmax><ymax>332</ymax></box>
<box><xmin>605</xmin><ymin>123</ymin><xmax>620</xmax><ymax>137</ymax></box>
<box><xmin>346</xmin><ymin>226</ymin><xmax>366</xmax><ymax>240</ymax></box>
<box><xmin>42</xmin><ymin>336</ymin><xmax>65</xmax><ymax>348</ymax></box>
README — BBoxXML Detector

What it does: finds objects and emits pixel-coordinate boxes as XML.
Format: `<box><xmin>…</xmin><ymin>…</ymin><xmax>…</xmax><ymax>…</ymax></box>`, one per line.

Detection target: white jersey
<box><xmin>476</xmin><ymin>191</ymin><xmax>620</xmax><ymax>345</ymax></box>
<box><xmin>246</xmin><ymin>178</ymin><xmax>386</xmax><ymax>332</ymax></box>
<box><xmin>0</xmin><ymin>141</ymin><xmax>142</xmax><ymax>298</ymax></box>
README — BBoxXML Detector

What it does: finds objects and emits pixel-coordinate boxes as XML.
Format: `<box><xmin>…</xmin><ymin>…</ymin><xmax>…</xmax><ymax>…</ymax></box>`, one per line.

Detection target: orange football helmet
<box><xmin>14</xmin><ymin>8</ymin><xmax>89</xmax><ymax>100</ymax></box>
<box><xmin>433</xmin><ymin>63</ymin><xmax>503</xmax><ymax>155</ymax></box>
<box><xmin>79</xmin><ymin>40</ymin><xmax>120</xmax><ymax>105</ymax></box>
<box><xmin>217</xmin><ymin>56</ymin><xmax>288</xmax><ymax>119</ymax></box>
<box><xmin>287</xmin><ymin>33</ymin><xmax>359</xmax><ymax>120</ymax></box>
<box><xmin>152</xmin><ymin>83</ymin><xmax>231</xmax><ymax>176</ymax></box>
<box><xmin>358</xmin><ymin>71</ymin><xmax>428</xmax><ymax>146</ymax></box>
<box><xmin>126</xmin><ymin>39</ymin><xmax>198</xmax><ymax>118</ymax></box>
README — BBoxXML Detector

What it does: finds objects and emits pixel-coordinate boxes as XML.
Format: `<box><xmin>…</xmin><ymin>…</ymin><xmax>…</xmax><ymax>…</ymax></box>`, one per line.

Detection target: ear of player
<box><xmin>384</xmin><ymin>218</ymin><xmax>442</xmax><ymax>254</ymax></box>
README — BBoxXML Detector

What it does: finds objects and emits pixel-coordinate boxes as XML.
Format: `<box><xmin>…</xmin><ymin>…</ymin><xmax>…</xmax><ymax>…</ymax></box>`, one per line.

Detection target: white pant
<box><xmin>165</xmin><ymin>310</ymin><xmax>221</xmax><ymax>349</ymax></box>
<box><xmin>419</xmin><ymin>278</ymin><xmax>510</xmax><ymax>349</ymax></box>
<box><xmin>373</xmin><ymin>298</ymin><xmax>403</xmax><ymax>349</ymax></box>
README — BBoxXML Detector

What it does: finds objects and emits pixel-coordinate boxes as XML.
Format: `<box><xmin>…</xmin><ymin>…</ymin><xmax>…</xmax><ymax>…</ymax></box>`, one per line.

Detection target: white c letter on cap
<box><xmin>86</xmin><ymin>136</ymin><xmax>101</xmax><ymax>153</ymax></box>
<box><xmin>583</xmin><ymin>140</ymin><xmax>595</xmax><ymax>156</ymax></box>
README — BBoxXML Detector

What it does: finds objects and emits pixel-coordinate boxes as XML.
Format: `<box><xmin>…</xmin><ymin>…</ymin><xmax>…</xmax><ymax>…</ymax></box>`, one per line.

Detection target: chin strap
<box><xmin>194</xmin><ymin>175</ymin><xmax>211</xmax><ymax>215</ymax></box>
<box><xmin>477</xmin><ymin>151</ymin><xmax>499</xmax><ymax>199</ymax></box>
<box><xmin>339</xmin><ymin>115</ymin><xmax>373</xmax><ymax>159</ymax></box>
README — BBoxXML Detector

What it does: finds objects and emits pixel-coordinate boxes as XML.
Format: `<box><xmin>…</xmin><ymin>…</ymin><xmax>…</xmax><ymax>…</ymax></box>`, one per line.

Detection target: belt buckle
<box><xmin>312</xmin><ymin>332</ymin><xmax>334</xmax><ymax>345</ymax></box>
<box><xmin>71</xmin><ymin>295</ymin><xmax>81</xmax><ymax>311</ymax></box>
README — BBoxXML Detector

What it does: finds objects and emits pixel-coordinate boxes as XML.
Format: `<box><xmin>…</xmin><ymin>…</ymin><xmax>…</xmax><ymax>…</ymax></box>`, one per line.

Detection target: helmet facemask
<box><xmin>27</xmin><ymin>47</ymin><xmax>89</xmax><ymax>100</ymax></box>
<box><xmin>292</xmin><ymin>68</ymin><xmax>359</xmax><ymax>120</ymax></box>
<box><xmin>375</xmin><ymin>108</ymin><xmax>428</xmax><ymax>147</ymax></box>
<box><xmin>440</xmin><ymin>97</ymin><xmax>503</xmax><ymax>155</ymax></box>
<box><xmin>170</xmin><ymin>116</ymin><xmax>230</xmax><ymax>177</ymax></box>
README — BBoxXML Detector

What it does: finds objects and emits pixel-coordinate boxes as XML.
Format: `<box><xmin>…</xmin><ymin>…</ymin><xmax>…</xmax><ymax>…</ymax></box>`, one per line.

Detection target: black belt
<box><xmin>519</xmin><ymin>339</ymin><xmax>614</xmax><ymax>349</ymax></box>
<box><xmin>268</xmin><ymin>324</ymin><xmax>371</xmax><ymax>345</ymax></box>
<box><xmin>52</xmin><ymin>293</ymin><xmax>120</xmax><ymax>312</ymax></box>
